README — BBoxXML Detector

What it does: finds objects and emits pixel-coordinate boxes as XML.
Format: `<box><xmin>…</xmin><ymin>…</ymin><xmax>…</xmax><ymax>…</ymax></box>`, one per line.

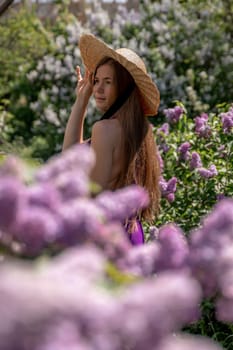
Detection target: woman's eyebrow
<box><xmin>97</xmin><ymin>77</ymin><xmax>112</xmax><ymax>81</ymax></box>
<box><xmin>95</xmin><ymin>74</ymin><xmax>113</xmax><ymax>80</ymax></box>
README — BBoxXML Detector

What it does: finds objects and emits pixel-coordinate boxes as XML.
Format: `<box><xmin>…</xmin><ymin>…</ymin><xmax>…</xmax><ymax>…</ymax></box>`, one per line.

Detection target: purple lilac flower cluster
<box><xmin>188</xmin><ymin>198</ymin><xmax>233</xmax><ymax>322</ymax></box>
<box><xmin>156</xmin><ymin>109</ymin><xmax>220</xmax><ymax>210</ymax></box>
<box><xmin>159</xmin><ymin>176</ymin><xmax>177</xmax><ymax>203</ymax></box>
<box><xmin>0</xmin><ymin>199</ymin><xmax>229</xmax><ymax>349</ymax></box>
<box><xmin>0</xmin><ymin>144</ymin><xmax>147</xmax><ymax>258</ymax></box>
<box><xmin>0</xmin><ymin>255</ymin><xmax>206</xmax><ymax>350</ymax></box>
<box><xmin>156</xmin><ymin>123</ymin><xmax>170</xmax><ymax>154</ymax></box>
<box><xmin>163</xmin><ymin>106</ymin><xmax>184</xmax><ymax>124</ymax></box>
<box><xmin>117</xmin><ymin>222</ymin><xmax>189</xmax><ymax>277</ymax></box>
<box><xmin>220</xmin><ymin>105</ymin><xmax>233</xmax><ymax>134</ymax></box>
<box><xmin>197</xmin><ymin>164</ymin><xmax>218</xmax><ymax>179</ymax></box>
<box><xmin>156</xmin><ymin>105</ymin><xmax>225</xmax><ymax>213</ymax></box>
<box><xmin>189</xmin><ymin>151</ymin><xmax>203</xmax><ymax>170</ymax></box>
<box><xmin>120</xmin><ymin>197</ymin><xmax>233</xmax><ymax>325</ymax></box>
<box><xmin>177</xmin><ymin>141</ymin><xmax>191</xmax><ymax>161</ymax></box>
<box><xmin>178</xmin><ymin>148</ymin><xmax>218</xmax><ymax>179</ymax></box>
<box><xmin>194</xmin><ymin>113</ymin><xmax>212</xmax><ymax>138</ymax></box>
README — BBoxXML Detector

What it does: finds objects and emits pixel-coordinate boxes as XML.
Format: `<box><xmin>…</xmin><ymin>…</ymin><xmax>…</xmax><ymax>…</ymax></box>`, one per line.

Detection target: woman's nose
<box><xmin>96</xmin><ymin>82</ymin><xmax>104</xmax><ymax>93</ymax></box>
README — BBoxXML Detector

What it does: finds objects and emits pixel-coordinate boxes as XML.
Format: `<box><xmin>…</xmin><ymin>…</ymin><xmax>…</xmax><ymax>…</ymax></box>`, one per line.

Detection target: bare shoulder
<box><xmin>92</xmin><ymin>119</ymin><xmax>121</xmax><ymax>144</ymax></box>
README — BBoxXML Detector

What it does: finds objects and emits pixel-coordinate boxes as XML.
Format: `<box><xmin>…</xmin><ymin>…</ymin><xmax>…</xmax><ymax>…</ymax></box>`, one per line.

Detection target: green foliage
<box><xmin>183</xmin><ymin>299</ymin><xmax>233</xmax><ymax>350</ymax></box>
<box><xmin>0</xmin><ymin>8</ymin><xmax>84</xmax><ymax>159</ymax></box>
<box><xmin>0</xmin><ymin>1</ymin><xmax>115</xmax><ymax>160</ymax></box>
<box><xmin>0</xmin><ymin>6</ymin><xmax>54</xmax><ymax>98</ymax></box>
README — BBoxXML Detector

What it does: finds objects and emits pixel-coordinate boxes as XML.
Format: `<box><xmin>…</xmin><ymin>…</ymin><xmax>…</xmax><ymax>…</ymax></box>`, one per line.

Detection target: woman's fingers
<box><xmin>75</xmin><ymin>66</ymin><xmax>92</xmax><ymax>99</ymax></box>
<box><xmin>76</xmin><ymin>66</ymin><xmax>91</xmax><ymax>85</ymax></box>
<box><xmin>76</xmin><ymin>66</ymin><xmax>82</xmax><ymax>82</ymax></box>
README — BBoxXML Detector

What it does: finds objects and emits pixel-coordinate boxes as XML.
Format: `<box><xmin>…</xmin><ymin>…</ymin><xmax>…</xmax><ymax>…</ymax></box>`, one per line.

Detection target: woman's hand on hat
<box><xmin>75</xmin><ymin>66</ymin><xmax>93</xmax><ymax>105</ymax></box>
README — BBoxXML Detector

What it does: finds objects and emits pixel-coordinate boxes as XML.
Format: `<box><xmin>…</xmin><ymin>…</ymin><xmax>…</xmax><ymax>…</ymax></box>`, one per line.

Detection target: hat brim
<box><xmin>79</xmin><ymin>34</ymin><xmax>160</xmax><ymax>116</ymax></box>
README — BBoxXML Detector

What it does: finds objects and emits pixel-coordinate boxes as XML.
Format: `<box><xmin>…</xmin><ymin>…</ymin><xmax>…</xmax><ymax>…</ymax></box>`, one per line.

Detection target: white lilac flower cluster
<box><xmin>136</xmin><ymin>0</ymin><xmax>232</xmax><ymax>112</ymax></box>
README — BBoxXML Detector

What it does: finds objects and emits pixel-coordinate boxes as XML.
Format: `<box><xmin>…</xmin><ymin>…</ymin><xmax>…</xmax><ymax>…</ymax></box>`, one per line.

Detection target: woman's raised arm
<box><xmin>62</xmin><ymin>67</ymin><xmax>93</xmax><ymax>151</ymax></box>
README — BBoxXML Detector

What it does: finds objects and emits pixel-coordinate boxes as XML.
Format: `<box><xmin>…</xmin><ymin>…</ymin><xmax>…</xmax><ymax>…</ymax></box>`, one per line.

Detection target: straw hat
<box><xmin>79</xmin><ymin>33</ymin><xmax>160</xmax><ymax>116</ymax></box>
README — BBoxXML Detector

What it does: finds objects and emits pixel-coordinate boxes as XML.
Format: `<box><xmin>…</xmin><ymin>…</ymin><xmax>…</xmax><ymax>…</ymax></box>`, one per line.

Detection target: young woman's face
<box><xmin>93</xmin><ymin>63</ymin><xmax>118</xmax><ymax>113</ymax></box>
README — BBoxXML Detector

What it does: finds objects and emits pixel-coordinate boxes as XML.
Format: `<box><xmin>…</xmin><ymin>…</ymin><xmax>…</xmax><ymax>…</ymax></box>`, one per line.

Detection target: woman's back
<box><xmin>90</xmin><ymin>117</ymin><xmax>123</xmax><ymax>190</ymax></box>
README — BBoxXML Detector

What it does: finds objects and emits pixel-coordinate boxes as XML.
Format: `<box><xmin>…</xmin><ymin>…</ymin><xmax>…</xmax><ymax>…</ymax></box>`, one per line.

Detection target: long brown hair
<box><xmin>95</xmin><ymin>57</ymin><xmax>161</xmax><ymax>222</ymax></box>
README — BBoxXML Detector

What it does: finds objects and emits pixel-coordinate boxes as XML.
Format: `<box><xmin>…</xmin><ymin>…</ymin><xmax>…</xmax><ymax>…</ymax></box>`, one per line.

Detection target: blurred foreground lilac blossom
<box><xmin>0</xmin><ymin>177</ymin><xmax>26</xmax><ymax>231</ymax></box>
<box><xmin>57</xmin><ymin>198</ymin><xmax>105</xmax><ymax>245</ymax></box>
<box><xmin>189</xmin><ymin>198</ymin><xmax>233</xmax><ymax>297</ymax></box>
<box><xmin>116</xmin><ymin>272</ymin><xmax>201</xmax><ymax>350</ymax></box>
<box><xmin>0</xmin><ymin>258</ymin><xmax>203</xmax><ymax>350</ymax></box>
<box><xmin>0</xmin><ymin>141</ymin><xmax>230</xmax><ymax>349</ymax></box>
<box><xmin>95</xmin><ymin>185</ymin><xmax>149</xmax><ymax>222</ymax></box>
<box><xmin>157</xmin><ymin>334</ymin><xmax>223</xmax><ymax>350</ymax></box>
<box><xmin>117</xmin><ymin>242</ymin><xmax>159</xmax><ymax>277</ymax></box>
<box><xmin>118</xmin><ymin>223</ymin><xmax>189</xmax><ymax>277</ymax></box>
<box><xmin>11</xmin><ymin>206</ymin><xmax>61</xmax><ymax>255</ymax></box>
<box><xmin>26</xmin><ymin>183</ymin><xmax>62</xmax><ymax>212</ymax></box>
<box><xmin>0</xmin><ymin>155</ymin><xmax>25</xmax><ymax>180</ymax></box>
<box><xmin>0</xmin><ymin>145</ymin><xmax>149</xmax><ymax>257</ymax></box>
<box><xmin>155</xmin><ymin>223</ymin><xmax>189</xmax><ymax>272</ymax></box>
<box><xmin>35</xmin><ymin>143</ymin><xmax>95</xmax><ymax>183</ymax></box>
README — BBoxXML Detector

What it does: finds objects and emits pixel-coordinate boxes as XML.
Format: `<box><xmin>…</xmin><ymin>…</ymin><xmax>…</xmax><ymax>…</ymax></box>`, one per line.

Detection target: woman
<box><xmin>63</xmin><ymin>33</ymin><xmax>161</xmax><ymax>245</ymax></box>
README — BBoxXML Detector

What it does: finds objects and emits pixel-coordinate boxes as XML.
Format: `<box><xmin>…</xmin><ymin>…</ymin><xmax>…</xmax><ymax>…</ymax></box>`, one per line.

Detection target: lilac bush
<box><xmin>147</xmin><ymin>103</ymin><xmax>233</xmax><ymax>345</ymax></box>
<box><xmin>0</xmin><ymin>256</ymin><xmax>204</xmax><ymax>350</ymax></box>
<box><xmin>138</xmin><ymin>0</ymin><xmax>233</xmax><ymax>113</ymax></box>
<box><xmin>154</xmin><ymin>103</ymin><xmax>233</xmax><ymax>232</ymax></box>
